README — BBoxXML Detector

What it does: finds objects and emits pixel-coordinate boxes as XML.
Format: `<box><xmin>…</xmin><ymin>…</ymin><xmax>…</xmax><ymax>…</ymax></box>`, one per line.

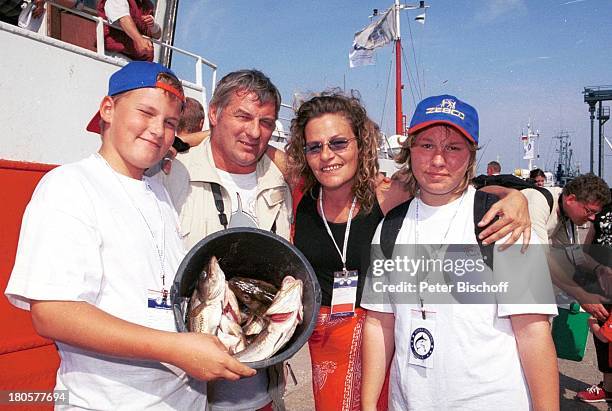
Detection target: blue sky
<box><xmin>171</xmin><ymin>0</ymin><xmax>612</xmax><ymax>179</ymax></box>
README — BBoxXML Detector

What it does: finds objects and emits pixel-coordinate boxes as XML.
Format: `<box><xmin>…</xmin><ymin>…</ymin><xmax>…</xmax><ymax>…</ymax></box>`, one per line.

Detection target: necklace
<box><xmin>318</xmin><ymin>186</ymin><xmax>357</xmax><ymax>272</ymax></box>
<box><xmin>415</xmin><ymin>190</ymin><xmax>466</xmax><ymax>246</ymax></box>
<box><xmin>414</xmin><ymin>190</ymin><xmax>466</xmax><ymax>318</ymax></box>
<box><xmin>95</xmin><ymin>153</ymin><xmax>168</xmax><ymax>291</ymax></box>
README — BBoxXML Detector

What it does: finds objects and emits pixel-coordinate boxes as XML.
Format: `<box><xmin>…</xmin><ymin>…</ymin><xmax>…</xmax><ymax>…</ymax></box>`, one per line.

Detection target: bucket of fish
<box><xmin>171</xmin><ymin>227</ymin><xmax>321</xmax><ymax>369</ymax></box>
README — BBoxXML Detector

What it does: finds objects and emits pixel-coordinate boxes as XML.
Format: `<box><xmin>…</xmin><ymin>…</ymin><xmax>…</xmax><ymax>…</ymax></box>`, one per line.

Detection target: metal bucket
<box><xmin>171</xmin><ymin>227</ymin><xmax>321</xmax><ymax>369</ymax></box>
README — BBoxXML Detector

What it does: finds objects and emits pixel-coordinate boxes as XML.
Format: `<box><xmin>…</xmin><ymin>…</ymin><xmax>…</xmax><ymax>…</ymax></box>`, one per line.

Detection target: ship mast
<box><xmin>394</xmin><ymin>0</ymin><xmax>403</xmax><ymax>135</ymax></box>
<box><xmin>553</xmin><ymin>130</ymin><xmax>579</xmax><ymax>186</ymax></box>
<box><xmin>520</xmin><ymin>122</ymin><xmax>539</xmax><ymax>170</ymax></box>
<box><xmin>392</xmin><ymin>1</ymin><xmax>428</xmax><ymax>135</ymax></box>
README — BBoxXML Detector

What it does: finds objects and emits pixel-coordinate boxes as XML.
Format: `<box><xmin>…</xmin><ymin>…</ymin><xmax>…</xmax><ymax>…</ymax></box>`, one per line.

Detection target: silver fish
<box><xmin>243</xmin><ymin>314</ymin><xmax>268</xmax><ymax>336</ymax></box>
<box><xmin>218</xmin><ymin>314</ymin><xmax>247</xmax><ymax>354</ymax></box>
<box><xmin>217</xmin><ymin>285</ymin><xmax>247</xmax><ymax>354</ymax></box>
<box><xmin>234</xmin><ymin>276</ymin><xmax>303</xmax><ymax>362</ymax></box>
<box><xmin>187</xmin><ymin>256</ymin><xmax>225</xmax><ymax>335</ymax></box>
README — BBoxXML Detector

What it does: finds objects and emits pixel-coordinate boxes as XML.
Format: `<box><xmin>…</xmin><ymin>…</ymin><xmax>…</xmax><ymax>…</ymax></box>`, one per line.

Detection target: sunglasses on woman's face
<box><xmin>303</xmin><ymin>137</ymin><xmax>356</xmax><ymax>155</ymax></box>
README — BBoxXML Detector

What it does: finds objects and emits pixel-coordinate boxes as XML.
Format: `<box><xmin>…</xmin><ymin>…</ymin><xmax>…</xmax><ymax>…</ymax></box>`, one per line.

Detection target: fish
<box><xmin>217</xmin><ymin>285</ymin><xmax>247</xmax><ymax>354</ymax></box>
<box><xmin>222</xmin><ymin>282</ymin><xmax>241</xmax><ymax>324</ymax></box>
<box><xmin>187</xmin><ymin>256</ymin><xmax>226</xmax><ymax>335</ymax></box>
<box><xmin>234</xmin><ymin>276</ymin><xmax>303</xmax><ymax>363</ymax></box>
<box><xmin>218</xmin><ymin>314</ymin><xmax>247</xmax><ymax>354</ymax></box>
<box><xmin>243</xmin><ymin>314</ymin><xmax>268</xmax><ymax>336</ymax></box>
<box><xmin>239</xmin><ymin>306</ymin><xmax>251</xmax><ymax>325</ymax></box>
<box><xmin>228</xmin><ymin>277</ymin><xmax>278</xmax><ymax>318</ymax></box>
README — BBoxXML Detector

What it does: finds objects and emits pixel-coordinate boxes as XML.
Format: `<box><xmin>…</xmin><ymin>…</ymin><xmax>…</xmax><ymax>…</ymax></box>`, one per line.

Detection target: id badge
<box><xmin>567</xmin><ymin>244</ymin><xmax>587</xmax><ymax>266</ymax></box>
<box><xmin>408</xmin><ymin>310</ymin><xmax>436</xmax><ymax>369</ymax></box>
<box><xmin>330</xmin><ymin>270</ymin><xmax>358</xmax><ymax>319</ymax></box>
<box><xmin>146</xmin><ymin>289</ymin><xmax>176</xmax><ymax>332</ymax></box>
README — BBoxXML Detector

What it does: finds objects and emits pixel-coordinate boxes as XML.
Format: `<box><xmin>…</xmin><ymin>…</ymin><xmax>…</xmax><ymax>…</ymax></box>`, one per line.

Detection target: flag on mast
<box><xmin>349</xmin><ymin>8</ymin><xmax>397</xmax><ymax>68</ymax></box>
<box><xmin>415</xmin><ymin>12</ymin><xmax>426</xmax><ymax>24</ymax></box>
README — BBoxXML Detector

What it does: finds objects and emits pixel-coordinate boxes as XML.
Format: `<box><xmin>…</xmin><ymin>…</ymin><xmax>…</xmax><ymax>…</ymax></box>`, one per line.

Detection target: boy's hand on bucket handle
<box><xmin>172</xmin><ymin>333</ymin><xmax>256</xmax><ymax>381</ymax></box>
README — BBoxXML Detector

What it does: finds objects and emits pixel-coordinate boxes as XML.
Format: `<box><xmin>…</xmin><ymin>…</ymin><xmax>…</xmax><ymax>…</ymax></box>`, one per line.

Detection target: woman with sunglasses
<box><xmin>275</xmin><ymin>90</ymin><xmax>532</xmax><ymax>411</ymax></box>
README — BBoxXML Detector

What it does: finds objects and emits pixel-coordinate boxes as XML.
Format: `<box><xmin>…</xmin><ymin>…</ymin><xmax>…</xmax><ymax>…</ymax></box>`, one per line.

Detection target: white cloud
<box><xmin>475</xmin><ymin>0</ymin><xmax>528</xmax><ymax>23</ymax></box>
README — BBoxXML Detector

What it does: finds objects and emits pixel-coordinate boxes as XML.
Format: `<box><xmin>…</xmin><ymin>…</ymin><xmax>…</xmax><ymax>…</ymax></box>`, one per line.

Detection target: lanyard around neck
<box><xmin>318</xmin><ymin>186</ymin><xmax>357</xmax><ymax>272</ymax></box>
<box><xmin>96</xmin><ymin>153</ymin><xmax>167</xmax><ymax>288</ymax></box>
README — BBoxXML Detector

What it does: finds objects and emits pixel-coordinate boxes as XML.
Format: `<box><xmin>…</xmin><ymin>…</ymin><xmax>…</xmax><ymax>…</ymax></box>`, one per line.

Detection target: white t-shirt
<box><xmin>104</xmin><ymin>0</ymin><xmax>130</xmax><ymax>24</ymax></box>
<box><xmin>363</xmin><ymin>187</ymin><xmax>557</xmax><ymax>411</ymax></box>
<box><xmin>5</xmin><ymin>154</ymin><xmax>205</xmax><ymax>410</ymax></box>
<box><xmin>207</xmin><ymin>169</ymin><xmax>271</xmax><ymax>410</ymax></box>
<box><xmin>216</xmin><ymin>169</ymin><xmax>258</xmax><ymax>223</ymax></box>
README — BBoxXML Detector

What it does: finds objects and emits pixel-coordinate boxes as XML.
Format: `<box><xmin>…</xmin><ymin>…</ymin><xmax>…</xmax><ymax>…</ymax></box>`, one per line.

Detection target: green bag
<box><xmin>552</xmin><ymin>302</ymin><xmax>590</xmax><ymax>361</ymax></box>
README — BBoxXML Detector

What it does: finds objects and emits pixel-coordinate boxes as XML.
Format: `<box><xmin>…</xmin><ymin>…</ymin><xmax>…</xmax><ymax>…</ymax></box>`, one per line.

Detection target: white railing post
<box><xmin>201</xmin><ymin>85</ymin><xmax>209</xmax><ymax>129</ymax></box>
<box><xmin>195</xmin><ymin>57</ymin><xmax>203</xmax><ymax>87</ymax></box>
<box><xmin>96</xmin><ymin>17</ymin><xmax>105</xmax><ymax>56</ymax></box>
<box><xmin>211</xmin><ymin>69</ymin><xmax>217</xmax><ymax>94</ymax></box>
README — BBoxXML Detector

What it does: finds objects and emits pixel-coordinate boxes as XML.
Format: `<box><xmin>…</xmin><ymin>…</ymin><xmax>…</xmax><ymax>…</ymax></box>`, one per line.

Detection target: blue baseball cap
<box><xmin>407</xmin><ymin>94</ymin><xmax>479</xmax><ymax>145</ymax></box>
<box><xmin>87</xmin><ymin>61</ymin><xmax>184</xmax><ymax>133</ymax></box>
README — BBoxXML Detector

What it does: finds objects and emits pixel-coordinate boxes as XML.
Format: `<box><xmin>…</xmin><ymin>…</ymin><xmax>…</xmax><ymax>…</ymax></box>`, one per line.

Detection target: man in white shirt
<box><xmin>97</xmin><ymin>0</ymin><xmax>161</xmax><ymax>61</ymax></box>
<box><xmin>165</xmin><ymin>69</ymin><xmax>291</xmax><ymax>411</ymax></box>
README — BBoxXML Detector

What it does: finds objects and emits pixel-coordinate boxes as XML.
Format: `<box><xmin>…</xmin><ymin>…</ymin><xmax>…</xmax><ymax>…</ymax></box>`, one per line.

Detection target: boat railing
<box><xmin>4</xmin><ymin>1</ymin><xmax>217</xmax><ymax>93</ymax></box>
<box><xmin>270</xmin><ymin>102</ymin><xmax>293</xmax><ymax>143</ymax></box>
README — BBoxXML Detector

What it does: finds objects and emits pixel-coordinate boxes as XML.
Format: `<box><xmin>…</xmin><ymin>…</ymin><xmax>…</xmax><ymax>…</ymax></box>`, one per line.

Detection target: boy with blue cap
<box><xmin>361</xmin><ymin>95</ymin><xmax>559</xmax><ymax>410</ymax></box>
<box><xmin>5</xmin><ymin>61</ymin><xmax>254</xmax><ymax>409</ymax></box>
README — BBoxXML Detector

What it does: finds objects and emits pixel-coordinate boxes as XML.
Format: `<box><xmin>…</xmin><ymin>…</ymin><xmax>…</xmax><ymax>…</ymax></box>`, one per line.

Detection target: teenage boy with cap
<box><xmin>361</xmin><ymin>95</ymin><xmax>558</xmax><ymax>410</ymax></box>
<box><xmin>5</xmin><ymin>61</ymin><xmax>254</xmax><ymax>409</ymax></box>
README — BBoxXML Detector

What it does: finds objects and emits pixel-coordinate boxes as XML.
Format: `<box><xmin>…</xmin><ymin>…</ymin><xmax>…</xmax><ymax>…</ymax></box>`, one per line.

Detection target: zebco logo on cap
<box><xmin>425</xmin><ymin>98</ymin><xmax>465</xmax><ymax>120</ymax></box>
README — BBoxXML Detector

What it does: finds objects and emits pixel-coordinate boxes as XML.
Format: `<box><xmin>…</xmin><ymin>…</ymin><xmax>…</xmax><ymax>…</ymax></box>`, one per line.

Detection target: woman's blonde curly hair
<box><xmin>394</xmin><ymin>129</ymin><xmax>478</xmax><ymax>196</ymax></box>
<box><xmin>286</xmin><ymin>89</ymin><xmax>381</xmax><ymax>213</ymax></box>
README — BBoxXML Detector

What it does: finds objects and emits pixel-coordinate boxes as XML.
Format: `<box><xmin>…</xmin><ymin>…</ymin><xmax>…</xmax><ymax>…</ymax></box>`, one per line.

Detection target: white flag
<box><xmin>523</xmin><ymin>140</ymin><xmax>535</xmax><ymax>160</ymax></box>
<box><xmin>349</xmin><ymin>45</ymin><xmax>376</xmax><ymax>68</ymax></box>
<box><xmin>415</xmin><ymin>13</ymin><xmax>426</xmax><ymax>24</ymax></box>
<box><xmin>353</xmin><ymin>8</ymin><xmax>396</xmax><ymax>50</ymax></box>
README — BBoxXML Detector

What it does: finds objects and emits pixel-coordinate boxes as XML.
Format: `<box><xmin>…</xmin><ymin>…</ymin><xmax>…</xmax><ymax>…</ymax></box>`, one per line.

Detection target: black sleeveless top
<box><xmin>294</xmin><ymin>187</ymin><xmax>384</xmax><ymax>307</ymax></box>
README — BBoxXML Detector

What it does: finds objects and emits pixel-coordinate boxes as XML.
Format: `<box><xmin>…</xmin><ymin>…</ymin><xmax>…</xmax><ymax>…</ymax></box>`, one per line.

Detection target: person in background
<box><xmin>1</xmin><ymin>0</ymin><xmax>80</xmax><ymax>26</ymax></box>
<box><xmin>575</xmin><ymin>188</ymin><xmax>612</xmax><ymax>403</ymax></box>
<box><xmin>176</xmin><ymin>96</ymin><xmax>208</xmax><ymax>147</ymax></box>
<box><xmin>282</xmin><ymin>90</ymin><xmax>532</xmax><ymax>411</ymax></box>
<box><xmin>361</xmin><ymin>94</ymin><xmax>559</xmax><ymax>411</ymax></box>
<box><xmin>530</xmin><ymin>168</ymin><xmax>546</xmax><ymax>187</ymax></box>
<box><xmin>0</xmin><ymin>0</ymin><xmax>28</xmax><ymax>24</ymax></box>
<box><xmin>98</xmin><ymin>0</ymin><xmax>161</xmax><ymax>61</ymax></box>
<box><xmin>487</xmin><ymin>160</ymin><xmax>501</xmax><ymax>176</ymax></box>
<box><xmin>154</xmin><ymin>97</ymin><xmax>207</xmax><ymax>176</ymax></box>
<box><xmin>4</xmin><ymin>61</ymin><xmax>254</xmax><ymax>409</ymax></box>
<box><xmin>165</xmin><ymin>69</ymin><xmax>290</xmax><ymax>411</ymax></box>
<box><xmin>527</xmin><ymin>174</ymin><xmax>611</xmax><ymax>315</ymax></box>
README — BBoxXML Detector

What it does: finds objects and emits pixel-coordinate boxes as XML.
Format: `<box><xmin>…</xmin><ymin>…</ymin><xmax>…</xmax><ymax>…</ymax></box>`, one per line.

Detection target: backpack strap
<box><xmin>473</xmin><ymin>190</ymin><xmax>499</xmax><ymax>271</ymax></box>
<box><xmin>381</xmin><ymin>192</ymin><xmax>499</xmax><ymax>270</ymax></box>
<box><xmin>380</xmin><ymin>199</ymin><xmax>413</xmax><ymax>259</ymax></box>
<box><xmin>210</xmin><ymin>182</ymin><xmax>228</xmax><ymax>230</ymax></box>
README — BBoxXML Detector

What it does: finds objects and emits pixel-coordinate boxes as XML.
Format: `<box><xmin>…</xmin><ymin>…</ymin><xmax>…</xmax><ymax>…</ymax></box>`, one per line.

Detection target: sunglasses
<box><xmin>304</xmin><ymin>137</ymin><xmax>356</xmax><ymax>155</ymax></box>
<box><xmin>581</xmin><ymin>204</ymin><xmax>600</xmax><ymax>217</ymax></box>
